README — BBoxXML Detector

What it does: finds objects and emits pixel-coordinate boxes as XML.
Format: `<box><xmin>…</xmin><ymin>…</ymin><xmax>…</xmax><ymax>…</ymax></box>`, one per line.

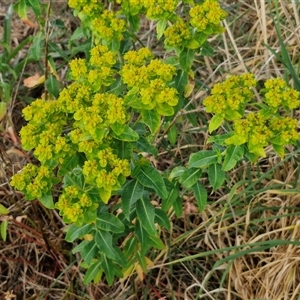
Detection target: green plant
<box><xmin>10</xmin><ymin>0</ymin><xmax>300</xmax><ymax>286</ymax></box>
<box><xmin>0</xmin><ymin>3</ymin><xmax>34</xmax><ymax>120</ymax></box>
<box><xmin>0</xmin><ymin>204</ymin><xmax>9</xmax><ymax>241</ymax></box>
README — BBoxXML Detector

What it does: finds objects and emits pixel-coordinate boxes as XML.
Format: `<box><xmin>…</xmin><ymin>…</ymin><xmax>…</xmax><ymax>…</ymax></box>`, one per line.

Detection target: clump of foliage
<box><xmin>10</xmin><ymin>0</ymin><xmax>300</xmax><ymax>285</ymax></box>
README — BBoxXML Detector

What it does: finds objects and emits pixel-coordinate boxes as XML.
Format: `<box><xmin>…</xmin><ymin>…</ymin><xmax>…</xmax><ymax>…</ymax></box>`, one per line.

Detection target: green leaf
<box><xmin>185</xmin><ymin>38</ymin><xmax>201</xmax><ymax>49</ymax></box>
<box><xmin>173</xmin><ymin>196</ymin><xmax>183</xmax><ymax>217</ymax></box>
<box><xmin>72</xmin><ymin>240</ymin><xmax>89</xmax><ymax>254</ymax></box>
<box><xmin>110</xmin><ymin>122</ymin><xmax>125</xmax><ymax>135</ymax></box>
<box><xmin>1</xmin><ymin>221</ymin><xmax>8</xmax><ymax>241</ymax></box>
<box><xmin>134</xmin><ymin>137</ymin><xmax>158</xmax><ymax>156</ymax></box>
<box><xmin>4</xmin><ymin>4</ymin><xmax>13</xmax><ymax>46</ymax></box>
<box><xmin>45</xmin><ymin>74</ymin><xmax>59</xmax><ymax>98</ymax></box>
<box><xmin>58</xmin><ymin>154</ymin><xmax>79</xmax><ymax>176</ymax></box>
<box><xmin>135</xmin><ymin>221</ymin><xmax>151</xmax><ymax>256</ymax></box>
<box><xmin>38</xmin><ymin>193</ymin><xmax>54</xmax><ymax>209</ymax></box>
<box><xmin>63</xmin><ymin>168</ymin><xmax>84</xmax><ymax>189</ymax></box>
<box><xmin>156</xmin><ymin>103</ymin><xmax>174</xmax><ymax>116</ymax></box>
<box><xmin>101</xmin><ymin>255</ymin><xmax>115</xmax><ymax>286</ymax></box>
<box><xmin>0</xmin><ymin>204</ymin><xmax>9</xmax><ymax>215</ymax></box>
<box><xmin>209</xmin><ymin>114</ymin><xmax>224</xmax><ymax>133</ymax></box>
<box><xmin>136</xmin><ymin>198</ymin><xmax>156</xmax><ymax>235</ymax></box>
<box><xmin>111</xmin><ymin>125</ymin><xmax>139</xmax><ymax>142</ymax></box>
<box><xmin>179</xmin><ymin>48</ymin><xmax>195</xmax><ymax>72</ymax></box>
<box><xmin>48</xmin><ymin>42</ymin><xmax>69</xmax><ymax>61</ymax></box>
<box><xmin>168</xmin><ymin>166</ymin><xmax>186</xmax><ymax>180</ymax></box>
<box><xmin>192</xmin><ymin>181</ymin><xmax>207</xmax><ymax>211</ymax></box>
<box><xmin>128</xmin><ymin>14</ymin><xmax>140</xmax><ymax>32</ymax></box>
<box><xmin>207</xmin><ymin>163</ymin><xmax>226</xmax><ymax>191</ymax></box>
<box><xmin>201</xmin><ymin>41</ymin><xmax>214</xmax><ymax>56</ymax></box>
<box><xmin>141</xmin><ymin>109</ymin><xmax>160</xmax><ymax>133</ymax></box>
<box><xmin>84</xmin><ymin>259</ymin><xmax>102</xmax><ymax>285</ymax></box>
<box><xmin>113</xmin><ymin>139</ymin><xmax>133</xmax><ymax>160</ymax></box>
<box><xmin>222</xmin><ymin>145</ymin><xmax>244</xmax><ymax>171</ymax></box>
<box><xmin>162</xmin><ymin>181</ymin><xmax>179</xmax><ymax>211</ymax></box>
<box><xmin>167</xmin><ymin>124</ymin><xmax>177</xmax><ymax>145</ymax></box>
<box><xmin>112</xmin><ymin>246</ymin><xmax>127</xmax><ymax>267</ymax></box>
<box><xmin>225</xmin><ymin>134</ymin><xmax>247</xmax><ymax>146</ymax></box>
<box><xmin>155</xmin><ymin>208</ymin><xmax>171</xmax><ymax>231</ymax></box>
<box><xmin>27</xmin><ymin>0</ymin><xmax>42</xmax><ymax>19</ymax></box>
<box><xmin>207</xmin><ymin>133</ymin><xmax>232</xmax><ymax>146</ymax></box>
<box><xmin>65</xmin><ymin>223</ymin><xmax>93</xmax><ymax>242</ymax></box>
<box><xmin>179</xmin><ymin>168</ymin><xmax>202</xmax><ymax>189</ymax></box>
<box><xmin>29</xmin><ymin>31</ymin><xmax>43</xmax><ymax>61</ymax></box>
<box><xmin>188</xmin><ymin>150</ymin><xmax>218</xmax><ymax>169</ymax></box>
<box><xmin>96</xmin><ymin>212</ymin><xmax>125</xmax><ymax>233</ymax></box>
<box><xmin>272</xmin><ymin>143</ymin><xmax>285</xmax><ymax>158</ymax></box>
<box><xmin>137</xmin><ymin>166</ymin><xmax>168</xmax><ymax>199</ymax></box>
<box><xmin>174</xmin><ymin>70</ymin><xmax>189</xmax><ymax>94</ymax></box>
<box><xmin>121</xmin><ymin>179</ymin><xmax>144</xmax><ymax>219</ymax></box>
<box><xmin>148</xmin><ymin>234</ymin><xmax>165</xmax><ymax>250</ymax></box>
<box><xmin>157</xmin><ymin>19</ymin><xmax>167</xmax><ymax>39</ymax></box>
<box><xmin>70</xmin><ymin>27</ymin><xmax>85</xmax><ymax>41</ymax></box>
<box><xmin>81</xmin><ymin>240</ymin><xmax>99</xmax><ymax>265</ymax></box>
<box><xmin>95</xmin><ymin>230</ymin><xmax>118</xmax><ymax>261</ymax></box>
<box><xmin>14</xmin><ymin>0</ymin><xmax>27</xmax><ymax>20</ymax></box>
<box><xmin>136</xmin><ymin>250</ymin><xmax>147</xmax><ymax>272</ymax></box>
<box><xmin>124</xmin><ymin>236</ymin><xmax>137</xmax><ymax>258</ymax></box>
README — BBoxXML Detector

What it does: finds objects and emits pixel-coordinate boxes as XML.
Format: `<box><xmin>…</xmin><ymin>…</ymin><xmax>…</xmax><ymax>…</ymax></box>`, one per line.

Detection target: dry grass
<box><xmin>1</xmin><ymin>0</ymin><xmax>300</xmax><ymax>299</ymax></box>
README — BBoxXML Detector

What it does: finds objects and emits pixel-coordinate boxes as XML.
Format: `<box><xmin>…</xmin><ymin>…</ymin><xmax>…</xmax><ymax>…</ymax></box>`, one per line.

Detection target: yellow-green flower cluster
<box><xmin>164</xmin><ymin>19</ymin><xmax>192</xmax><ymax>48</ymax></box>
<box><xmin>269</xmin><ymin>116</ymin><xmax>299</xmax><ymax>145</ymax></box>
<box><xmin>56</xmin><ymin>185</ymin><xmax>98</xmax><ymax>224</ymax></box>
<box><xmin>189</xmin><ymin>0</ymin><xmax>227</xmax><ymax>33</ymax></box>
<box><xmin>116</xmin><ymin>0</ymin><xmax>145</xmax><ymax>15</ymax></box>
<box><xmin>82</xmin><ymin>147</ymin><xmax>131</xmax><ymax>202</ymax></box>
<box><xmin>120</xmin><ymin>48</ymin><xmax>178</xmax><ymax>114</ymax></box>
<box><xmin>91</xmin><ymin>10</ymin><xmax>126</xmax><ymax>42</ymax></box>
<box><xmin>143</xmin><ymin>0</ymin><xmax>178</xmax><ymax>20</ymax></box>
<box><xmin>20</xmin><ymin>99</ymin><xmax>71</xmax><ymax>162</ymax></box>
<box><xmin>11</xmin><ymin>165</ymin><xmax>53</xmax><ymax>200</ymax></box>
<box><xmin>227</xmin><ymin>112</ymin><xmax>273</xmax><ymax>147</ymax></box>
<box><xmin>226</xmin><ymin>112</ymin><xmax>299</xmax><ymax>157</ymax></box>
<box><xmin>263</xmin><ymin>78</ymin><xmax>300</xmax><ymax>112</ymax></box>
<box><xmin>69</xmin><ymin>45</ymin><xmax>117</xmax><ymax>90</ymax></box>
<box><xmin>203</xmin><ymin>73</ymin><xmax>257</xmax><ymax>118</ymax></box>
<box><xmin>68</xmin><ymin>0</ymin><xmax>103</xmax><ymax>18</ymax></box>
<box><xmin>71</xmin><ymin>92</ymin><xmax>127</xmax><ymax>145</ymax></box>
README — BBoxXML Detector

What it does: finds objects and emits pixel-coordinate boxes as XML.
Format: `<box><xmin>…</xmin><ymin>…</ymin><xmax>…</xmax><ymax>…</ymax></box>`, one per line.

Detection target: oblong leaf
<box><xmin>81</xmin><ymin>240</ymin><xmax>99</xmax><ymax>265</ymax></box>
<box><xmin>39</xmin><ymin>193</ymin><xmax>54</xmax><ymax>209</ymax></box>
<box><xmin>192</xmin><ymin>181</ymin><xmax>207</xmax><ymax>211</ymax></box>
<box><xmin>136</xmin><ymin>198</ymin><xmax>156</xmax><ymax>235</ymax></box>
<box><xmin>209</xmin><ymin>114</ymin><xmax>224</xmax><ymax>133</ymax></box>
<box><xmin>121</xmin><ymin>179</ymin><xmax>144</xmax><ymax>219</ymax></box>
<box><xmin>155</xmin><ymin>208</ymin><xmax>171</xmax><ymax>231</ymax></box>
<box><xmin>162</xmin><ymin>181</ymin><xmax>179</xmax><ymax>211</ymax></box>
<box><xmin>134</xmin><ymin>136</ymin><xmax>158</xmax><ymax>156</ymax></box>
<box><xmin>135</xmin><ymin>221</ymin><xmax>151</xmax><ymax>256</ymax></box>
<box><xmin>141</xmin><ymin>109</ymin><xmax>160</xmax><ymax>133</ymax></box>
<box><xmin>95</xmin><ymin>230</ymin><xmax>117</xmax><ymax>261</ymax></box>
<box><xmin>188</xmin><ymin>150</ymin><xmax>218</xmax><ymax>169</ymax></box>
<box><xmin>65</xmin><ymin>223</ymin><xmax>93</xmax><ymax>242</ymax></box>
<box><xmin>179</xmin><ymin>48</ymin><xmax>195</xmax><ymax>72</ymax></box>
<box><xmin>179</xmin><ymin>167</ymin><xmax>202</xmax><ymax>189</ymax></box>
<box><xmin>111</xmin><ymin>125</ymin><xmax>139</xmax><ymax>141</ymax></box>
<box><xmin>207</xmin><ymin>163</ymin><xmax>226</xmax><ymax>191</ymax></box>
<box><xmin>84</xmin><ymin>259</ymin><xmax>102</xmax><ymax>285</ymax></box>
<box><xmin>137</xmin><ymin>166</ymin><xmax>168</xmax><ymax>199</ymax></box>
<box><xmin>96</xmin><ymin>212</ymin><xmax>125</xmax><ymax>233</ymax></box>
<box><xmin>222</xmin><ymin>145</ymin><xmax>244</xmax><ymax>171</ymax></box>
